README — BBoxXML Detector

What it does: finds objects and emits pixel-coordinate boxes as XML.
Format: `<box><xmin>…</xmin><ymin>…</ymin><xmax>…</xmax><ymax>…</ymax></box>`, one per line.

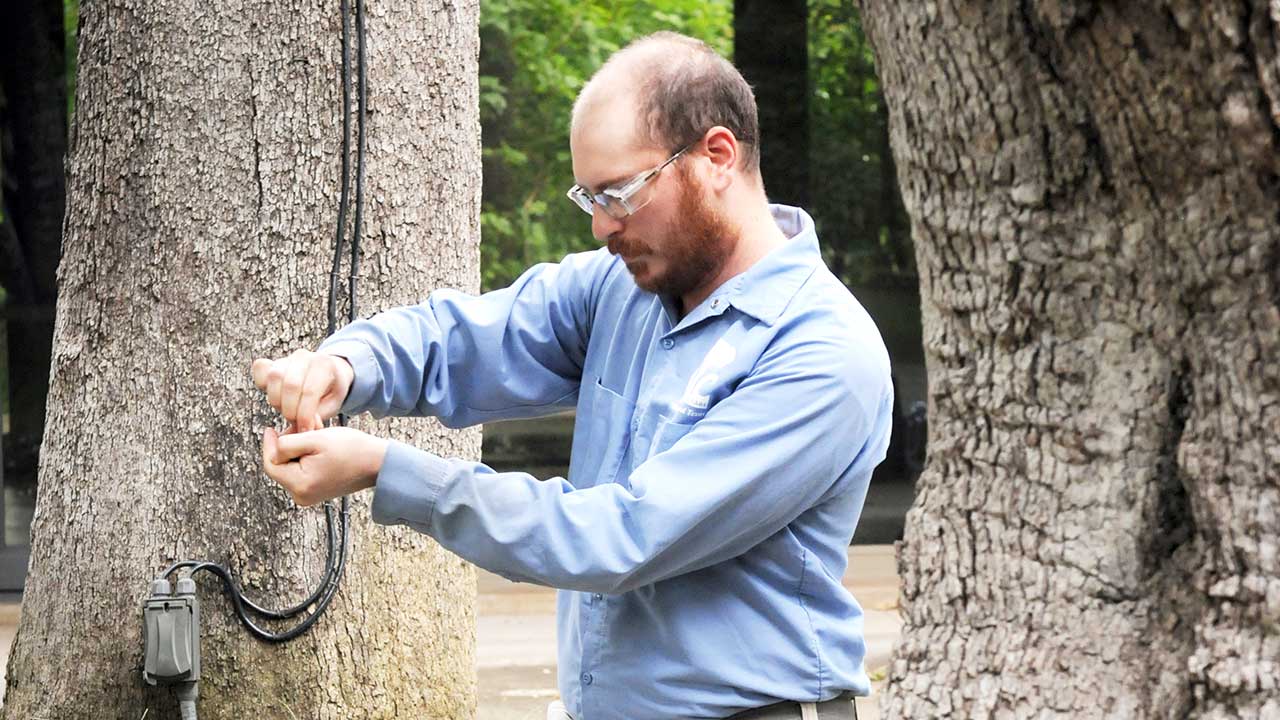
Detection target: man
<box><xmin>252</xmin><ymin>31</ymin><xmax>892</xmax><ymax>720</ymax></box>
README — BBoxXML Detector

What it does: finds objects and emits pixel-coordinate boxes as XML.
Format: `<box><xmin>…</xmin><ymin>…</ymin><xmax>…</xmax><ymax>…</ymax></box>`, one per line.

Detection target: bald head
<box><xmin>571</xmin><ymin>32</ymin><xmax>760</xmax><ymax>172</ymax></box>
<box><xmin>573</xmin><ymin>34</ymin><xmax>702</xmax><ymax>129</ymax></box>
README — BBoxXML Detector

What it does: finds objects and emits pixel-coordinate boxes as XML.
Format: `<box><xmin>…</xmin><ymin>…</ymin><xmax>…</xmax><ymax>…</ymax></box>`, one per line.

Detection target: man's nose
<box><xmin>591</xmin><ymin>210</ymin><xmax>623</xmax><ymax>243</ymax></box>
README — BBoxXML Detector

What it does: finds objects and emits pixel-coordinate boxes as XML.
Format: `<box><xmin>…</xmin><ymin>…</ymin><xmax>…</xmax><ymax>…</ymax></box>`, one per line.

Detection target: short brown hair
<box><xmin>587</xmin><ymin>32</ymin><xmax>761</xmax><ymax>173</ymax></box>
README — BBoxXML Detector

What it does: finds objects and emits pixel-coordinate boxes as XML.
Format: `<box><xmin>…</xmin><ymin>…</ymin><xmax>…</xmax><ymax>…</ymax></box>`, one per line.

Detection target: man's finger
<box><xmin>266</xmin><ymin>366</ymin><xmax>284</xmax><ymax>411</ymax></box>
<box><xmin>262</xmin><ymin>426</ymin><xmax>282</xmax><ymax>467</ymax></box>
<box><xmin>262</xmin><ymin>428</ymin><xmax>288</xmax><ymax>478</ymax></box>
<box><xmin>274</xmin><ymin>429</ymin><xmax>323</xmax><ymax>464</ymax></box>
<box><xmin>262</xmin><ymin>427</ymin><xmax>307</xmax><ymax>486</ymax></box>
<box><xmin>251</xmin><ymin>358</ymin><xmax>274</xmax><ymax>390</ymax></box>
<box><xmin>295</xmin><ymin>362</ymin><xmax>331</xmax><ymax>433</ymax></box>
<box><xmin>280</xmin><ymin>356</ymin><xmax>310</xmax><ymax>424</ymax></box>
<box><xmin>263</xmin><ymin>426</ymin><xmax>306</xmax><ymax>467</ymax></box>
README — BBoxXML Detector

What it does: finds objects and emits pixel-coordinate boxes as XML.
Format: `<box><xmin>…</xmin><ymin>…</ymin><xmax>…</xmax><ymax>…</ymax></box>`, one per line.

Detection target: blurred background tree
<box><xmin>0</xmin><ymin>0</ymin><xmax>77</xmax><ymax>579</ymax></box>
<box><xmin>808</xmin><ymin>0</ymin><xmax>912</xmax><ymax>287</ymax></box>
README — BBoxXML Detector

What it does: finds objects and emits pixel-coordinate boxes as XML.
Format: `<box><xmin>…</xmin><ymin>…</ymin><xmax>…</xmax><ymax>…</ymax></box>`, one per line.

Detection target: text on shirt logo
<box><xmin>676</xmin><ymin>338</ymin><xmax>736</xmax><ymax>416</ymax></box>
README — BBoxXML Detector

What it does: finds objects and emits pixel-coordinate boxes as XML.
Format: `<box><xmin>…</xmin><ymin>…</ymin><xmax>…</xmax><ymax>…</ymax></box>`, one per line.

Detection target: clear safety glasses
<box><xmin>566</xmin><ymin>144</ymin><xmax>692</xmax><ymax>220</ymax></box>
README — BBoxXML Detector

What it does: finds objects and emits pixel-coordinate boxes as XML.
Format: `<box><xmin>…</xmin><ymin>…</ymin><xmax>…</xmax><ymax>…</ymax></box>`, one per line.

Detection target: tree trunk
<box><xmin>0</xmin><ymin>0</ymin><xmax>66</xmax><ymax>488</ymax></box>
<box><xmin>733</xmin><ymin>0</ymin><xmax>810</xmax><ymax>207</ymax></box>
<box><xmin>858</xmin><ymin>1</ymin><xmax>1280</xmax><ymax>717</ymax></box>
<box><xmin>1</xmin><ymin>1</ymin><xmax>481</xmax><ymax>718</ymax></box>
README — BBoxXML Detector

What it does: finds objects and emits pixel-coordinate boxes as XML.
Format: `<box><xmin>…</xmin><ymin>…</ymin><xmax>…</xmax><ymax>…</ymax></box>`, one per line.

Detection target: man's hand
<box><xmin>262</xmin><ymin>426</ymin><xmax>388</xmax><ymax>506</ymax></box>
<box><xmin>251</xmin><ymin>350</ymin><xmax>355</xmax><ymax>432</ymax></box>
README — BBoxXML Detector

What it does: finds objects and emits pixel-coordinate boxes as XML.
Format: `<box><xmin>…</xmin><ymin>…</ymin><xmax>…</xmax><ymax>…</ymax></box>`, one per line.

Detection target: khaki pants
<box><xmin>546</xmin><ymin>694</ymin><xmax>858</xmax><ymax>720</ymax></box>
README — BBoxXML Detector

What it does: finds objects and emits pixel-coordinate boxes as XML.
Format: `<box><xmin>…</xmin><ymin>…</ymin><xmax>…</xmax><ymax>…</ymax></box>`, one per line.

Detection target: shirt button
<box><xmin>662</xmin><ymin>338</ymin><xmax>674</xmax><ymax>349</ymax></box>
<box><xmin>593</xmin><ymin>593</ymin><xmax>603</xmax><ymax>601</ymax></box>
<box><xmin>711</xmin><ymin>298</ymin><xmax>721</xmax><ymax>309</ymax></box>
<box><xmin>581</xmin><ymin>672</ymin><xmax>594</xmax><ymax>685</ymax></box>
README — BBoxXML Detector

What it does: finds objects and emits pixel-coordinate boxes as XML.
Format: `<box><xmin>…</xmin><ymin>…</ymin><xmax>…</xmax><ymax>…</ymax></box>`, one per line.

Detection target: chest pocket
<box><xmin>640</xmin><ymin>415</ymin><xmax>698</xmax><ymax>463</ymax></box>
<box><xmin>568</xmin><ymin>378</ymin><xmax>636</xmax><ymax>490</ymax></box>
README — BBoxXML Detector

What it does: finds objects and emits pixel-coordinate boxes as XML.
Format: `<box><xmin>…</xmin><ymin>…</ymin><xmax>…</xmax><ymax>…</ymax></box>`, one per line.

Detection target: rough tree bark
<box><xmin>1</xmin><ymin>1</ymin><xmax>481</xmax><ymax>718</ymax></box>
<box><xmin>858</xmin><ymin>1</ymin><xmax>1279</xmax><ymax>718</ymax></box>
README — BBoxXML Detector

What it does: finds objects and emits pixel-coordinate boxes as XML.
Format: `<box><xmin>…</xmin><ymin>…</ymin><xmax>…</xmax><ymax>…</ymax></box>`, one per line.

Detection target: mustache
<box><xmin>607</xmin><ymin>236</ymin><xmax>650</xmax><ymax>257</ymax></box>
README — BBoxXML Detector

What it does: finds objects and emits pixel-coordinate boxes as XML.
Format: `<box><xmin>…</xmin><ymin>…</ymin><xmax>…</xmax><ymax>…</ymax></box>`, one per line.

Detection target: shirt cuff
<box><xmin>316</xmin><ymin>338</ymin><xmax>380</xmax><ymax>415</ymax></box>
<box><xmin>369</xmin><ymin>440</ymin><xmax>453</xmax><ymax>531</ymax></box>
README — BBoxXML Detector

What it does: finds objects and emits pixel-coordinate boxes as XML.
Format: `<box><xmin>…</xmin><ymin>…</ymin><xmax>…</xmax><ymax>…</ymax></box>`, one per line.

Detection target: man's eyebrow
<box><xmin>580</xmin><ymin>167</ymin><xmax>646</xmax><ymax>195</ymax></box>
<box><xmin>578</xmin><ymin>176</ymin><xmax>622</xmax><ymax>195</ymax></box>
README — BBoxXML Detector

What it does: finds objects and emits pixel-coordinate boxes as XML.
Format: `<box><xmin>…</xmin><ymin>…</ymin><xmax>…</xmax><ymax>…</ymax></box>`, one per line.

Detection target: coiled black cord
<box><xmin>351</xmin><ymin>0</ymin><xmax>368</xmax><ymax>322</ymax></box>
<box><xmin>162</xmin><ymin>0</ymin><xmax>368</xmax><ymax>643</ymax></box>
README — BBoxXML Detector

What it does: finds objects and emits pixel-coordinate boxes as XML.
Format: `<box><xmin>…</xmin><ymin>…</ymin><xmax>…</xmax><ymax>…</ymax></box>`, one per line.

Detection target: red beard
<box><xmin>610</xmin><ymin>165</ymin><xmax>735</xmax><ymax>299</ymax></box>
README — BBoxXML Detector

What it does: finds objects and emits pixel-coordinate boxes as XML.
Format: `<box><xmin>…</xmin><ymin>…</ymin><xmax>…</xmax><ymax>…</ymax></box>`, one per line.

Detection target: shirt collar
<box><xmin>718</xmin><ymin>204</ymin><xmax>822</xmax><ymax>326</ymax></box>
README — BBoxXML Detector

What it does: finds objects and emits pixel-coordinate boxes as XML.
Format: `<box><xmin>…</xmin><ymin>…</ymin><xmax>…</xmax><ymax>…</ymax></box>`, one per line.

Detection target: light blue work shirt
<box><xmin>319</xmin><ymin>205</ymin><xmax>893</xmax><ymax>720</ymax></box>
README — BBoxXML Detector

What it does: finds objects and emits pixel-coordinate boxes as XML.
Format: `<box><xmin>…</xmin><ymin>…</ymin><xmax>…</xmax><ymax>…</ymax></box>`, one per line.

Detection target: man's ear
<box><xmin>701</xmin><ymin>126</ymin><xmax>739</xmax><ymax>192</ymax></box>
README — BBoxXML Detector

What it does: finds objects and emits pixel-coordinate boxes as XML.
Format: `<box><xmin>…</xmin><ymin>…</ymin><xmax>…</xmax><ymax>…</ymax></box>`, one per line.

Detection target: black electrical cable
<box><xmin>350</xmin><ymin>0</ymin><xmax>368</xmax><ymax>323</ymax></box>
<box><xmin>161</xmin><ymin>0</ymin><xmax>368</xmax><ymax>643</ymax></box>
<box><xmin>161</xmin><ymin>501</ymin><xmax>339</xmax><ymax>624</ymax></box>
<box><xmin>327</xmin><ymin>0</ymin><xmax>354</xmax><ymax>336</ymax></box>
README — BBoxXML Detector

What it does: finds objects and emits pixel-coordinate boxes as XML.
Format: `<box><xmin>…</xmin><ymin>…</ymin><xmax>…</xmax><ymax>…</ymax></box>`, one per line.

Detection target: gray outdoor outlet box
<box><xmin>143</xmin><ymin>577</ymin><xmax>201</xmax><ymax>685</ymax></box>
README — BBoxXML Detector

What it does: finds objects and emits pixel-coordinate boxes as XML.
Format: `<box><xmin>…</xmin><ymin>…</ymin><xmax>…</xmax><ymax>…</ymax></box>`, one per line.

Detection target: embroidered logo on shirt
<box><xmin>676</xmin><ymin>338</ymin><xmax>736</xmax><ymax>416</ymax></box>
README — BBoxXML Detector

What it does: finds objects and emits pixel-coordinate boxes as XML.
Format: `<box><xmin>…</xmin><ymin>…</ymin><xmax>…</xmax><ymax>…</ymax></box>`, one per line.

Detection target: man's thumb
<box><xmin>274</xmin><ymin>430</ymin><xmax>322</xmax><ymax>462</ymax></box>
<box><xmin>251</xmin><ymin>358</ymin><xmax>274</xmax><ymax>390</ymax></box>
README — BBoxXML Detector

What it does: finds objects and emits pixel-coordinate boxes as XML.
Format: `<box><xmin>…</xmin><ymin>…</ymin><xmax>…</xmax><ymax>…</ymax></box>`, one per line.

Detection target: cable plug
<box><xmin>142</xmin><ymin>575</ymin><xmax>201</xmax><ymax>686</ymax></box>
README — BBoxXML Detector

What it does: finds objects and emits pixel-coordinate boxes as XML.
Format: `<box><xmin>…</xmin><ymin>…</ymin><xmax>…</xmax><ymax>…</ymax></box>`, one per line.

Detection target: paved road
<box><xmin>478</xmin><ymin>545</ymin><xmax>900</xmax><ymax>720</ymax></box>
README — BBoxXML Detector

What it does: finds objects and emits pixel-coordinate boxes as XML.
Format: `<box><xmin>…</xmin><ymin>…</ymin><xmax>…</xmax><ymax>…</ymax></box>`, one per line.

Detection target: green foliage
<box><xmin>65</xmin><ymin>0</ymin><xmax>79</xmax><ymax>118</ymax></box>
<box><xmin>480</xmin><ymin>1</ymin><xmax>913</xmax><ymax>291</ymax></box>
<box><xmin>478</xmin><ymin>0</ymin><xmax>732</xmax><ymax>291</ymax></box>
<box><xmin>808</xmin><ymin>0</ymin><xmax>914</xmax><ymax>288</ymax></box>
